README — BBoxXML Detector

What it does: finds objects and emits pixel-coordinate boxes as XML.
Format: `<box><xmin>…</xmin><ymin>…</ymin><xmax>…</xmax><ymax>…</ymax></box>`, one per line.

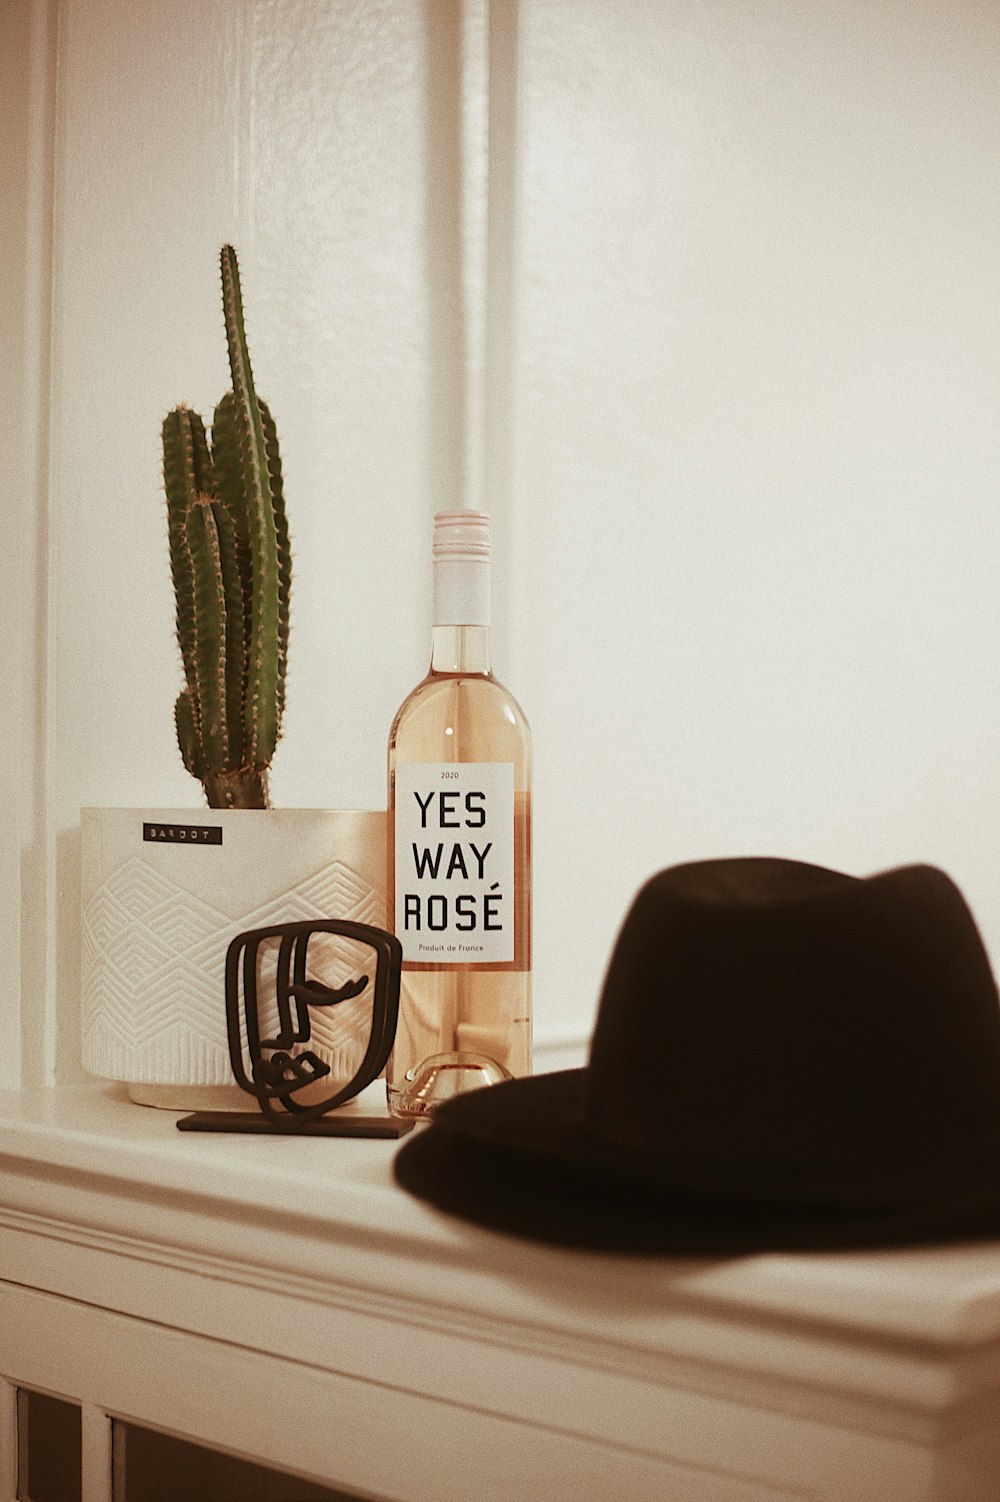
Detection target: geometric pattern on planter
<box><xmin>81</xmin><ymin>856</ymin><xmax>384</xmax><ymax>1087</ymax></box>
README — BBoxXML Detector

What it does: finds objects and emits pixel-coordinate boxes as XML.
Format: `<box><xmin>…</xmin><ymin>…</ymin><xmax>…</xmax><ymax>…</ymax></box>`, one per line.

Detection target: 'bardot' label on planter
<box><xmin>142</xmin><ymin>822</ymin><xmax>223</xmax><ymax>845</ymax></box>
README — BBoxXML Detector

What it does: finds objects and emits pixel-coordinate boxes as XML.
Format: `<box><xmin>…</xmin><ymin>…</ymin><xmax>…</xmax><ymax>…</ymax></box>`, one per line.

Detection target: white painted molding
<box><xmin>533</xmin><ymin>1031</ymin><xmax>588</xmax><ymax>1072</ymax></box>
<box><xmin>3</xmin><ymin>1085</ymin><xmax>1000</xmax><ymax>1498</ymax></box>
<box><xmin>3</xmin><ymin>1282</ymin><xmax>801</xmax><ymax>1502</ymax></box>
<box><xmin>0</xmin><ymin>0</ymin><xmax>57</xmax><ymax>1089</ymax></box>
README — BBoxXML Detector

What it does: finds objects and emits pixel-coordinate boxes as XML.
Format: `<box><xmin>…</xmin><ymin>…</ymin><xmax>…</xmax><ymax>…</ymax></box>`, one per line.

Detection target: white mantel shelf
<box><xmin>2</xmin><ymin>1084</ymin><xmax>1000</xmax><ymax>1501</ymax></box>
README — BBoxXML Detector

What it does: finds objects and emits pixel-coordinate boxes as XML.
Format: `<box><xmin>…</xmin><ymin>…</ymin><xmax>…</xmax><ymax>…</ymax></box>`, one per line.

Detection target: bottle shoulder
<box><xmin>391</xmin><ymin>670</ymin><xmax>530</xmax><ymax>726</ymax></box>
<box><xmin>389</xmin><ymin>670</ymin><xmax>531</xmax><ymax>768</ymax></box>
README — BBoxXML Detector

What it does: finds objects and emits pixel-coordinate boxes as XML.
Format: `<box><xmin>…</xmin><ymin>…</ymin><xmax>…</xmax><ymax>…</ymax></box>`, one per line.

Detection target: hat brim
<box><xmin>393</xmin><ymin>1070</ymin><xmax>1000</xmax><ymax>1253</ymax></box>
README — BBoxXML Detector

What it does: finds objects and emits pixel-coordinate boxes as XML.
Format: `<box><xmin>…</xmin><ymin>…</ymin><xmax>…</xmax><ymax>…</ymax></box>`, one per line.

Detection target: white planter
<box><xmin>80</xmin><ymin>807</ymin><xmax>386</xmax><ymax>1109</ymax></box>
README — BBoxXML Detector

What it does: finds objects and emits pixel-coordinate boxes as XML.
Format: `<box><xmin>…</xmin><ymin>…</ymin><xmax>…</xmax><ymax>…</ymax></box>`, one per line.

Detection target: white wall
<box><xmin>45</xmin><ymin>0</ymin><xmax>460</xmax><ymax>1079</ymax></box>
<box><xmin>6</xmin><ymin>0</ymin><xmax>999</xmax><ymax>1079</ymax></box>
<box><xmin>510</xmin><ymin>0</ymin><xmax>1000</xmax><ymax>1041</ymax></box>
<box><xmin>50</xmin><ymin>0</ymin><xmax>444</xmax><ymax>821</ymax></box>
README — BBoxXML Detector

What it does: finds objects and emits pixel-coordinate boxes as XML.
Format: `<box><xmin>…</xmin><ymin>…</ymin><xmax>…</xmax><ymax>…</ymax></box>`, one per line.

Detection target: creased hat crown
<box><xmin>583</xmin><ymin>858</ymin><xmax>1000</xmax><ymax>1197</ymax></box>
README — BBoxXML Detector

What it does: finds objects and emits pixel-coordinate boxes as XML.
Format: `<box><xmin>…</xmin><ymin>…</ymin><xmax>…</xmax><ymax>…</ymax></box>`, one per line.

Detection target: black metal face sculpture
<box><xmin>224</xmin><ymin>919</ymin><xmax>402</xmax><ymax>1127</ymax></box>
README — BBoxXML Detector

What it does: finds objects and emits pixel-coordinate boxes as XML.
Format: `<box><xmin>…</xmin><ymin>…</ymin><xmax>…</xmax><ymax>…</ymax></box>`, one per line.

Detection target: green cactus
<box><xmin>162</xmin><ymin>245</ymin><xmax>291</xmax><ymax>809</ymax></box>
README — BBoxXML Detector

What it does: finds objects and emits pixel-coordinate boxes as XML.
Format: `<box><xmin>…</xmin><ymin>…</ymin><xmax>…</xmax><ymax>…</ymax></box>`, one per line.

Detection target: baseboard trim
<box><xmin>532</xmin><ymin>1034</ymin><xmax>589</xmax><ymax>1073</ymax></box>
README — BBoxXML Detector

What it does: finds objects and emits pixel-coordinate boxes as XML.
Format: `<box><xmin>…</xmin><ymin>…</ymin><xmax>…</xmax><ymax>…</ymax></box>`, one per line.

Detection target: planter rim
<box><xmin>81</xmin><ymin>805</ymin><xmax>383</xmax><ymax>814</ymax></box>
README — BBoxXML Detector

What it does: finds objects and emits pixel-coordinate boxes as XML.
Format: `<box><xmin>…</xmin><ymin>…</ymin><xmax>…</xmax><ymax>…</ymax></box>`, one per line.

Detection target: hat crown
<box><xmin>584</xmin><ymin>858</ymin><xmax>1000</xmax><ymax>1196</ymax></box>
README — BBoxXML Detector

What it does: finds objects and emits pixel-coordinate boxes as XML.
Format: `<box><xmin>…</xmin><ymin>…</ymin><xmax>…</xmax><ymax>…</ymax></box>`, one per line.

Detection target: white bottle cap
<box><xmin>433</xmin><ymin>509</ymin><xmax>491</xmax><ymax>626</ymax></box>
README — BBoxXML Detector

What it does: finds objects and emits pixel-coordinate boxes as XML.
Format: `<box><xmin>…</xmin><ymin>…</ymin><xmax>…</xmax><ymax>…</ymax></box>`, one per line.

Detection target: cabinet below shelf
<box><xmin>2</xmin><ymin>1084</ymin><xmax>1000</xmax><ymax>1501</ymax></box>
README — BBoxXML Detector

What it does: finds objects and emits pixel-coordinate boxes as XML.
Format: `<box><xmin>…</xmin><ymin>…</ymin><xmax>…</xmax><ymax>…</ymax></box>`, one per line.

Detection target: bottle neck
<box><xmin>430</xmin><ymin>624</ymin><xmax>492</xmax><ymax>676</ymax></box>
<box><xmin>430</xmin><ymin>510</ymin><xmax>492</xmax><ymax>674</ymax></box>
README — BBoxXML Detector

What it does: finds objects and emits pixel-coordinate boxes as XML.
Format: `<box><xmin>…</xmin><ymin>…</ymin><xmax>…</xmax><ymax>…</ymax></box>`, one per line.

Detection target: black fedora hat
<box><xmin>394</xmin><ymin>857</ymin><xmax>1000</xmax><ymax>1253</ymax></box>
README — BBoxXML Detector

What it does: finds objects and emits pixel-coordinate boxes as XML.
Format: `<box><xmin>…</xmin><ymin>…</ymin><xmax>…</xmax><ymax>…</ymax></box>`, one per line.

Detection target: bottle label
<box><xmin>394</xmin><ymin>762</ymin><xmax>515</xmax><ymax>964</ymax></box>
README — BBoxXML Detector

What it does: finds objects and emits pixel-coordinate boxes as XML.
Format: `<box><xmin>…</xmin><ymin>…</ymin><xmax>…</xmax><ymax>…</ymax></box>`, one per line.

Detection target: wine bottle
<box><xmin>387</xmin><ymin>509</ymin><xmax>532</xmax><ymax>1118</ymax></box>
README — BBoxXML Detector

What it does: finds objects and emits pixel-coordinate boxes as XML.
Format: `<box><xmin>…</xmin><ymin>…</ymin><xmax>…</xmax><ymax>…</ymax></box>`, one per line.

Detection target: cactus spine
<box><xmin>162</xmin><ymin>246</ymin><xmax>291</xmax><ymax>809</ymax></box>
